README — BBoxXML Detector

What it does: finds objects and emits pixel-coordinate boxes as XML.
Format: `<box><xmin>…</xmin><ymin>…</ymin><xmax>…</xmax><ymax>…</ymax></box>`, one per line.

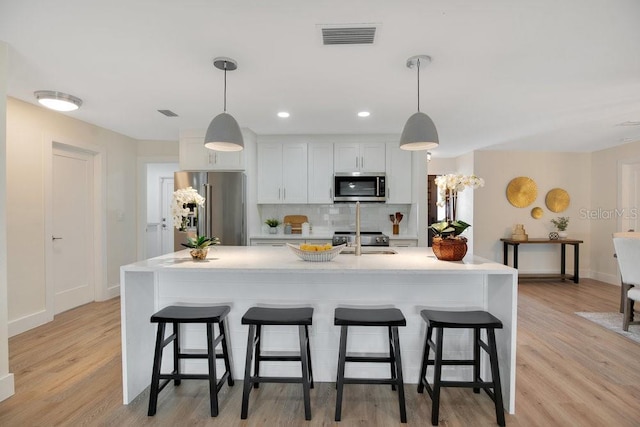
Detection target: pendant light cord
<box><xmin>223</xmin><ymin>62</ymin><xmax>227</xmax><ymax>112</ymax></box>
<box><xmin>417</xmin><ymin>58</ymin><xmax>421</xmax><ymax>112</ymax></box>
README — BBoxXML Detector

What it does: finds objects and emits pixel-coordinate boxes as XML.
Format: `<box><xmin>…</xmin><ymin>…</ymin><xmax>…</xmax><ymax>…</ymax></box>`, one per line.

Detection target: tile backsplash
<box><xmin>258</xmin><ymin>203</ymin><xmax>415</xmax><ymax>235</ymax></box>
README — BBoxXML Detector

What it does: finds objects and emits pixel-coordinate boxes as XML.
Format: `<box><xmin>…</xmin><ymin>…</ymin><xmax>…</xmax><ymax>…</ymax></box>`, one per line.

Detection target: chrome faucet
<box><xmin>355</xmin><ymin>201</ymin><xmax>362</xmax><ymax>256</ymax></box>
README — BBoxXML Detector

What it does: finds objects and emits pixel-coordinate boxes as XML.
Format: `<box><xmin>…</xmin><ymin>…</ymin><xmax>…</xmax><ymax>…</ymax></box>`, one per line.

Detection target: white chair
<box><xmin>612</xmin><ymin>232</ymin><xmax>640</xmax><ymax>331</ymax></box>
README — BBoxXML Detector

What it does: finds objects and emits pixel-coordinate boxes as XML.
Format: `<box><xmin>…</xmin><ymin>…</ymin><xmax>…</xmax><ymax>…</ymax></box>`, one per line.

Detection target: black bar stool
<box><xmin>334</xmin><ymin>307</ymin><xmax>407</xmax><ymax>423</ymax></box>
<box><xmin>148</xmin><ymin>305</ymin><xmax>234</xmax><ymax>417</ymax></box>
<box><xmin>240</xmin><ymin>306</ymin><xmax>314</xmax><ymax>420</ymax></box>
<box><xmin>417</xmin><ymin>309</ymin><xmax>505</xmax><ymax>426</ymax></box>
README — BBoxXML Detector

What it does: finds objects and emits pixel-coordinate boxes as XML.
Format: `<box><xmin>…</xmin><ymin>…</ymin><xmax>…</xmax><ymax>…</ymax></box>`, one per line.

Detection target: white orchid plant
<box><xmin>430</xmin><ymin>174</ymin><xmax>485</xmax><ymax>239</ymax></box>
<box><xmin>171</xmin><ymin>187</ymin><xmax>205</xmax><ymax>231</ymax></box>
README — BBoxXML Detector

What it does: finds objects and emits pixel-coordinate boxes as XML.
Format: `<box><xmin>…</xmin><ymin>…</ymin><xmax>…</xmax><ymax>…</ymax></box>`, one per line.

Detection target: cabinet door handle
<box><xmin>52</xmin><ymin>236</ymin><xmax>63</xmax><ymax>241</ymax></box>
<box><xmin>361</xmin><ymin>156</ymin><xmax>364</xmax><ymax>169</ymax></box>
<box><xmin>387</xmin><ymin>187</ymin><xmax>390</xmax><ymax>200</ymax></box>
<box><xmin>355</xmin><ymin>157</ymin><xmax>358</xmax><ymax>168</ymax></box>
<box><xmin>283</xmin><ymin>188</ymin><xmax>286</xmax><ymax>200</ymax></box>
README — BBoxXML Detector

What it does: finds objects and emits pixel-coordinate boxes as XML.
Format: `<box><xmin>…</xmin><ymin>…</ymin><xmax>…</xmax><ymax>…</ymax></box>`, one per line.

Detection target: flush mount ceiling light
<box><xmin>34</xmin><ymin>90</ymin><xmax>82</xmax><ymax>112</ymax></box>
<box><xmin>399</xmin><ymin>55</ymin><xmax>439</xmax><ymax>151</ymax></box>
<box><xmin>358</xmin><ymin>111</ymin><xmax>370</xmax><ymax>117</ymax></box>
<box><xmin>204</xmin><ymin>57</ymin><xmax>244</xmax><ymax>152</ymax></box>
<box><xmin>277</xmin><ymin>111</ymin><xmax>290</xmax><ymax>118</ymax></box>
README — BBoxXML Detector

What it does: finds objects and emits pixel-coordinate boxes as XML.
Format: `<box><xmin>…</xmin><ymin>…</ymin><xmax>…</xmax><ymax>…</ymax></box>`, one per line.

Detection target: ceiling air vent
<box><xmin>157</xmin><ymin>109</ymin><xmax>178</xmax><ymax>117</ymax></box>
<box><xmin>320</xmin><ymin>24</ymin><xmax>378</xmax><ymax>45</ymax></box>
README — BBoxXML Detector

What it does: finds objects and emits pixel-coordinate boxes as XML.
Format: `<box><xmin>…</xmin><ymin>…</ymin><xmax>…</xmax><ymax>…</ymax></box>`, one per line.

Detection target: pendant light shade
<box><xmin>400</xmin><ymin>55</ymin><xmax>439</xmax><ymax>151</ymax></box>
<box><xmin>204</xmin><ymin>57</ymin><xmax>244</xmax><ymax>151</ymax></box>
<box><xmin>204</xmin><ymin>112</ymin><xmax>244</xmax><ymax>151</ymax></box>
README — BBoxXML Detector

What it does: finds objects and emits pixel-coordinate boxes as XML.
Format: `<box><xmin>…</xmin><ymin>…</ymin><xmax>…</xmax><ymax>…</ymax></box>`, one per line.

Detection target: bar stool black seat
<box><xmin>147</xmin><ymin>305</ymin><xmax>234</xmax><ymax>417</ymax></box>
<box><xmin>417</xmin><ymin>309</ymin><xmax>505</xmax><ymax>426</ymax></box>
<box><xmin>241</xmin><ymin>307</ymin><xmax>314</xmax><ymax>421</ymax></box>
<box><xmin>334</xmin><ymin>307</ymin><xmax>407</xmax><ymax>423</ymax></box>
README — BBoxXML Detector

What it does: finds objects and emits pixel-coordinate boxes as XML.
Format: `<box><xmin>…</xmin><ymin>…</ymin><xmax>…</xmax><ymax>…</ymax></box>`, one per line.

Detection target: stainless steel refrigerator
<box><xmin>174</xmin><ymin>171</ymin><xmax>246</xmax><ymax>250</ymax></box>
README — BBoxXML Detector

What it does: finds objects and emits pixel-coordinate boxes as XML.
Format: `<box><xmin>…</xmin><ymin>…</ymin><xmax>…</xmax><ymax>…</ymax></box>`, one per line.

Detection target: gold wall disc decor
<box><xmin>531</xmin><ymin>207</ymin><xmax>544</xmax><ymax>219</ymax></box>
<box><xmin>506</xmin><ymin>177</ymin><xmax>537</xmax><ymax>208</ymax></box>
<box><xmin>545</xmin><ymin>188</ymin><xmax>570</xmax><ymax>212</ymax></box>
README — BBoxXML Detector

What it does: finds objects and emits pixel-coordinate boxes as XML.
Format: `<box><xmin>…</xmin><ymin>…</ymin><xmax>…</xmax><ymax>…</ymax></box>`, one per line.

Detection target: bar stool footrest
<box><xmin>343</xmin><ymin>377</ymin><xmax>399</xmax><ymax>385</ymax></box>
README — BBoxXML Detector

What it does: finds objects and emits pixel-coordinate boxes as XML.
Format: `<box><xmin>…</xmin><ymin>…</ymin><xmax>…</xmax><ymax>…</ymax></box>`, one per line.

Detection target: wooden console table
<box><xmin>500</xmin><ymin>238</ymin><xmax>583</xmax><ymax>283</ymax></box>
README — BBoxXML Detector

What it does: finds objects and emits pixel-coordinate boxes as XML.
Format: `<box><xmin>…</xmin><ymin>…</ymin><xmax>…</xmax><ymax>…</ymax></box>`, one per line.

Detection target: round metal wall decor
<box><xmin>531</xmin><ymin>207</ymin><xmax>544</xmax><ymax>219</ymax></box>
<box><xmin>545</xmin><ymin>188</ymin><xmax>570</xmax><ymax>213</ymax></box>
<box><xmin>506</xmin><ymin>177</ymin><xmax>538</xmax><ymax>208</ymax></box>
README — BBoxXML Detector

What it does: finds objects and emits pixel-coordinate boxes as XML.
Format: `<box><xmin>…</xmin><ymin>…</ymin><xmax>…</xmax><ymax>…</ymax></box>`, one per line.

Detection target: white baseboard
<box><xmin>8</xmin><ymin>309</ymin><xmax>52</xmax><ymax>337</ymax></box>
<box><xmin>106</xmin><ymin>283</ymin><xmax>120</xmax><ymax>299</ymax></box>
<box><xmin>591</xmin><ymin>271</ymin><xmax>620</xmax><ymax>286</ymax></box>
<box><xmin>0</xmin><ymin>373</ymin><xmax>15</xmax><ymax>402</ymax></box>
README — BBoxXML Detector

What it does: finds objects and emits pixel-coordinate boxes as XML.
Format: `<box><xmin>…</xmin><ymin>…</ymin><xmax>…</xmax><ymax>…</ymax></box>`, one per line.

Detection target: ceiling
<box><xmin>2</xmin><ymin>0</ymin><xmax>640</xmax><ymax>158</ymax></box>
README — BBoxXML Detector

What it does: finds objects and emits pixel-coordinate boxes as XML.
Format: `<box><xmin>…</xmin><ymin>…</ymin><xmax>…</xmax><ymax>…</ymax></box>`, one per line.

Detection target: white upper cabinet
<box><xmin>308</xmin><ymin>144</ymin><xmax>334</xmax><ymax>204</ymax></box>
<box><xmin>257</xmin><ymin>142</ymin><xmax>308</xmax><ymax>204</ymax></box>
<box><xmin>385</xmin><ymin>142</ymin><xmax>412</xmax><ymax>204</ymax></box>
<box><xmin>334</xmin><ymin>142</ymin><xmax>385</xmax><ymax>173</ymax></box>
<box><xmin>179</xmin><ymin>132</ymin><xmax>245</xmax><ymax>171</ymax></box>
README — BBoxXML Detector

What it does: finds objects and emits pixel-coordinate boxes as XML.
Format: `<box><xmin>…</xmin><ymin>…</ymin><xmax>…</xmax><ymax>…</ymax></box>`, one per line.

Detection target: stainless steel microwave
<box><xmin>333</xmin><ymin>173</ymin><xmax>386</xmax><ymax>202</ymax></box>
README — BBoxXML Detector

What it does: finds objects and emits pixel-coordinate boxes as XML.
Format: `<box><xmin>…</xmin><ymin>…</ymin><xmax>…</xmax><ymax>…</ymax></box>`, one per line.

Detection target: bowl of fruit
<box><xmin>287</xmin><ymin>243</ymin><xmax>347</xmax><ymax>262</ymax></box>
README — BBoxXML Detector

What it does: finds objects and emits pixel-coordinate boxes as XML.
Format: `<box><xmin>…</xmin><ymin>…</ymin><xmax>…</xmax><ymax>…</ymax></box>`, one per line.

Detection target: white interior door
<box><xmin>52</xmin><ymin>148</ymin><xmax>95</xmax><ymax>314</ymax></box>
<box><xmin>160</xmin><ymin>177</ymin><xmax>174</xmax><ymax>254</ymax></box>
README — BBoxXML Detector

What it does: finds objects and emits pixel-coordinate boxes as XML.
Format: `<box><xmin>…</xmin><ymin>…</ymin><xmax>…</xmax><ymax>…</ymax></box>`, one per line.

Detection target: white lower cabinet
<box><xmin>250</xmin><ymin>238</ymin><xmax>332</xmax><ymax>246</ymax></box>
<box><xmin>389</xmin><ymin>239</ymin><xmax>418</xmax><ymax>247</ymax></box>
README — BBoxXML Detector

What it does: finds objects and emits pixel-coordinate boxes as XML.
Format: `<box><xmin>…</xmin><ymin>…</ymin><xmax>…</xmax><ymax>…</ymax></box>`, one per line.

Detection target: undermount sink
<box><xmin>340</xmin><ymin>248</ymin><xmax>398</xmax><ymax>255</ymax></box>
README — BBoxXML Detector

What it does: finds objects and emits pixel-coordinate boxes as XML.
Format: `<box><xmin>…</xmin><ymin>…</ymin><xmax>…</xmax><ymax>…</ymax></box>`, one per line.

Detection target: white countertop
<box><xmin>122</xmin><ymin>246</ymin><xmax>514</xmax><ymax>275</ymax></box>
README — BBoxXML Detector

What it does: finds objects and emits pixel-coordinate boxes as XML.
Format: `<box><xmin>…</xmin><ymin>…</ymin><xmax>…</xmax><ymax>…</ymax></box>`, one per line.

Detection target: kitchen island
<box><xmin>120</xmin><ymin>246</ymin><xmax>517</xmax><ymax>412</ymax></box>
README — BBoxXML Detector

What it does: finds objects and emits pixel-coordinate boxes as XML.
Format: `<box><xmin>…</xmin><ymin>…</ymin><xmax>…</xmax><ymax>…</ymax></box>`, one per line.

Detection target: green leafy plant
<box><xmin>265</xmin><ymin>218</ymin><xmax>281</xmax><ymax>228</ymax></box>
<box><xmin>180</xmin><ymin>235</ymin><xmax>220</xmax><ymax>249</ymax></box>
<box><xmin>429</xmin><ymin>220</ymin><xmax>471</xmax><ymax>239</ymax></box>
<box><xmin>551</xmin><ymin>216</ymin><xmax>569</xmax><ymax>231</ymax></box>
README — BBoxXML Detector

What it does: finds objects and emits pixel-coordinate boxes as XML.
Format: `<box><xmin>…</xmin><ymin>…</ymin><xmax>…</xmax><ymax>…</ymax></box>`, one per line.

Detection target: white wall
<box><xmin>6</xmin><ymin>97</ymin><xmax>138</xmax><ymax>335</ymax></box>
<box><xmin>590</xmin><ymin>140</ymin><xmax>640</xmax><ymax>284</ymax></box>
<box><xmin>0</xmin><ymin>41</ymin><xmax>15</xmax><ymax>402</ymax></box>
<box><xmin>474</xmin><ymin>151</ymin><xmax>591</xmax><ymax>276</ymax></box>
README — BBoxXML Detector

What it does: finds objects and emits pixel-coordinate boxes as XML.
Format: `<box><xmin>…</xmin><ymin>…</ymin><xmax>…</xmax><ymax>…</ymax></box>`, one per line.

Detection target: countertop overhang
<box><xmin>123</xmin><ymin>246</ymin><xmax>516</xmax><ymax>275</ymax></box>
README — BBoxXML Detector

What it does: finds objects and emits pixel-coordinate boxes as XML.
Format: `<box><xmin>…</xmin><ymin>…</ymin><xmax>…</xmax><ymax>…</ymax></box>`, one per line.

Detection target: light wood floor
<box><xmin>1</xmin><ymin>279</ymin><xmax>640</xmax><ymax>426</ymax></box>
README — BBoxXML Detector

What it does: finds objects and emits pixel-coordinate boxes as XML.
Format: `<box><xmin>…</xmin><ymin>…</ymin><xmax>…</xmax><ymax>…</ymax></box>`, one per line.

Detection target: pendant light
<box><xmin>204</xmin><ymin>57</ymin><xmax>244</xmax><ymax>152</ymax></box>
<box><xmin>399</xmin><ymin>55</ymin><xmax>439</xmax><ymax>151</ymax></box>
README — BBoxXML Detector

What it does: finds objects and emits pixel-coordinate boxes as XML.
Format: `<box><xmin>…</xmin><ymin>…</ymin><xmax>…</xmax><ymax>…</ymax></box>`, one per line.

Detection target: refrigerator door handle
<box><xmin>204</xmin><ymin>183</ymin><xmax>213</xmax><ymax>238</ymax></box>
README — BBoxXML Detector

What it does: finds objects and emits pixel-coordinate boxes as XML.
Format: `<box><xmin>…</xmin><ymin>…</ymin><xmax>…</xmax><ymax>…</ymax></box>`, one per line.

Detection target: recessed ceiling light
<box><xmin>277</xmin><ymin>111</ymin><xmax>290</xmax><ymax>118</ymax></box>
<box><xmin>358</xmin><ymin>111</ymin><xmax>370</xmax><ymax>117</ymax></box>
<box><xmin>617</xmin><ymin>121</ymin><xmax>640</xmax><ymax>127</ymax></box>
<box><xmin>34</xmin><ymin>90</ymin><xmax>82</xmax><ymax>112</ymax></box>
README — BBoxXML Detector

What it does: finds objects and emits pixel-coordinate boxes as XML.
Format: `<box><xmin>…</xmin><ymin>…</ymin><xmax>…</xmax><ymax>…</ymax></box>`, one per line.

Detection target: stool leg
<box><xmin>298</xmin><ymin>325</ymin><xmax>312</xmax><ymax>420</ymax></box>
<box><xmin>417</xmin><ymin>325</ymin><xmax>433</xmax><ymax>394</ymax></box>
<box><xmin>148</xmin><ymin>322</ymin><xmax>166</xmax><ymax>416</ymax></box>
<box><xmin>388</xmin><ymin>326</ymin><xmax>397</xmax><ymax>391</ymax></box>
<box><xmin>487</xmin><ymin>329</ymin><xmax>506</xmax><ymax>427</ymax></box>
<box><xmin>253</xmin><ymin>325</ymin><xmax>262</xmax><ymax>389</ymax></box>
<box><xmin>241</xmin><ymin>324</ymin><xmax>257</xmax><ymax>420</ymax></box>
<box><xmin>391</xmin><ymin>326</ymin><xmax>407</xmax><ymax>423</ymax></box>
<box><xmin>173</xmin><ymin>322</ymin><xmax>181</xmax><ymax>386</ymax></box>
<box><xmin>220</xmin><ymin>319</ymin><xmax>234</xmax><ymax>386</ymax></box>
<box><xmin>206</xmin><ymin>323</ymin><xmax>219</xmax><ymax>417</ymax></box>
<box><xmin>305</xmin><ymin>325</ymin><xmax>314</xmax><ymax>389</ymax></box>
<box><xmin>473</xmin><ymin>327</ymin><xmax>480</xmax><ymax>393</ymax></box>
<box><xmin>431</xmin><ymin>327</ymin><xmax>444</xmax><ymax>426</ymax></box>
<box><xmin>335</xmin><ymin>325</ymin><xmax>348</xmax><ymax>421</ymax></box>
